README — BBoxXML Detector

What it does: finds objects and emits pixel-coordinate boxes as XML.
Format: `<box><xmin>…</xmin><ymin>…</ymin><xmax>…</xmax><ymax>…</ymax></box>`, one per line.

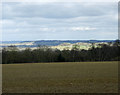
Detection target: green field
<box><xmin>2</xmin><ymin>61</ymin><xmax>118</xmax><ymax>93</ymax></box>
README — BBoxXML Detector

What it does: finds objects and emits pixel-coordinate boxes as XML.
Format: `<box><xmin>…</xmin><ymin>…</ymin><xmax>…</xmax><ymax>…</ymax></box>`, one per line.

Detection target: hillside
<box><xmin>0</xmin><ymin>40</ymin><xmax>114</xmax><ymax>51</ymax></box>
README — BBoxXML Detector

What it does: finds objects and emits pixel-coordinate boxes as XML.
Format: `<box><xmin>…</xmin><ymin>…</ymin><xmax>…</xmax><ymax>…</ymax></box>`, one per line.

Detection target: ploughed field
<box><xmin>2</xmin><ymin>61</ymin><xmax>118</xmax><ymax>93</ymax></box>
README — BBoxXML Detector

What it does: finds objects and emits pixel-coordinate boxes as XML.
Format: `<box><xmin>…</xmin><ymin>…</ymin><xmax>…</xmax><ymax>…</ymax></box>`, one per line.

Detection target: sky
<box><xmin>2</xmin><ymin>2</ymin><xmax>118</xmax><ymax>41</ymax></box>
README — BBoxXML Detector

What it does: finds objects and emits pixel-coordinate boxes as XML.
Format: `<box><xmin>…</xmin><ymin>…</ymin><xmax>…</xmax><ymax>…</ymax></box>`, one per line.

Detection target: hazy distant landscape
<box><xmin>0</xmin><ymin>40</ymin><xmax>116</xmax><ymax>51</ymax></box>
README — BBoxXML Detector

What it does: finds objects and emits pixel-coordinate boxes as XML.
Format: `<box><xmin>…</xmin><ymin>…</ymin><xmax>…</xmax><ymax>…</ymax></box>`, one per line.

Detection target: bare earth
<box><xmin>2</xmin><ymin>61</ymin><xmax>118</xmax><ymax>93</ymax></box>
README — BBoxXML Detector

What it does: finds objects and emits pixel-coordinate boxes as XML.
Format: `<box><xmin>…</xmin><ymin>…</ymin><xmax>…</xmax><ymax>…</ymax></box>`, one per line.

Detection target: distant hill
<box><xmin>1</xmin><ymin>41</ymin><xmax>22</xmax><ymax>44</ymax></box>
<box><xmin>34</xmin><ymin>40</ymin><xmax>115</xmax><ymax>46</ymax></box>
<box><xmin>1</xmin><ymin>40</ymin><xmax>115</xmax><ymax>48</ymax></box>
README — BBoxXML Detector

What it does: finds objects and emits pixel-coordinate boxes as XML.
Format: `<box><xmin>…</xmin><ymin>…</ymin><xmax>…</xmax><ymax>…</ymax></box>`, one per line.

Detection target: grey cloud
<box><xmin>2</xmin><ymin>2</ymin><xmax>118</xmax><ymax>41</ymax></box>
<box><xmin>2</xmin><ymin>2</ymin><xmax>117</xmax><ymax>19</ymax></box>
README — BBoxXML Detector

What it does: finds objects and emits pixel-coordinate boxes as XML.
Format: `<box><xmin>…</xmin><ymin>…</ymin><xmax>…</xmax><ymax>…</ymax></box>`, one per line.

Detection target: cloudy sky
<box><xmin>2</xmin><ymin>2</ymin><xmax>118</xmax><ymax>41</ymax></box>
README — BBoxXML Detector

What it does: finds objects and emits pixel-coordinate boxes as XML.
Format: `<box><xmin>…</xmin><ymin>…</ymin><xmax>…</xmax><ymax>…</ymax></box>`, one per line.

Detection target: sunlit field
<box><xmin>2</xmin><ymin>61</ymin><xmax>118</xmax><ymax>93</ymax></box>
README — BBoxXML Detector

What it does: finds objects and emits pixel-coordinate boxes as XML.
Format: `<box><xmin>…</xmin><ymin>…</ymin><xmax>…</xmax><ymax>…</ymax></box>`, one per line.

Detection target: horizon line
<box><xmin>1</xmin><ymin>39</ymin><xmax>118</xmax><ymax>42</ymax></box>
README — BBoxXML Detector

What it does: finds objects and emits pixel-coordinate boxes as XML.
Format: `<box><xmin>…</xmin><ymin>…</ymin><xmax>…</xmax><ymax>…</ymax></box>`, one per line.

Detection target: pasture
<box><xmin>2</xmin><ymin>61</ymin><xmax>118</xmax><ymax>93</ymax></box>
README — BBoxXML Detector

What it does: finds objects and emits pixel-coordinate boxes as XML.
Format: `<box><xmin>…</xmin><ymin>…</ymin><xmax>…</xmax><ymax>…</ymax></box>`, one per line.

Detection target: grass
<box><xmin>2</xmin><ymin>61</ymin><xmax>118</xmax><ymax>93</ymax></box>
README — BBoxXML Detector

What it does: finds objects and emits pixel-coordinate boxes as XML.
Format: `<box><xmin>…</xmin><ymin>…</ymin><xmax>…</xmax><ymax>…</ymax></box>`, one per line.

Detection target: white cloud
<box><xmin>71</xmin><ymin>27</ymin><xmax>97</xmax><ymax>31</ymax></box>
<box><xmin>39</xmin><ymin>28</ymin><xmax>49</xmax><ymax>31</ymax></box>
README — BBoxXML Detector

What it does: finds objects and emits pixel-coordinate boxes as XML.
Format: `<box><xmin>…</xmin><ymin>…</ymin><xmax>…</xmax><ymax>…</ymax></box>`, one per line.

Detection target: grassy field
<box><xmin>2</xmin><ymin>61</ymin><xmax>118</xmax><ymax>93</ymax></box>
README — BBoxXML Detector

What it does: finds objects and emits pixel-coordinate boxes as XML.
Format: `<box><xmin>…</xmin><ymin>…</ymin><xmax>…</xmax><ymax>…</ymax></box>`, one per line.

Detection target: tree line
<box><xmin>2</xmin><ymin>40</ymin><xmax>120</xmax><ymax>64</ymax></box>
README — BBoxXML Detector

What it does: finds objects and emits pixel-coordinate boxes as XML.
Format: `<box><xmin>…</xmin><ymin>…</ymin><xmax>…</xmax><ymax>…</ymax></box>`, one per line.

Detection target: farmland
<box><xmin>2</xmin><ymin>61</ymin><xmax>118</xmax><ymax>93</ymax></box>
<box><xmin>0</xmin><ymin>40</ymin><xmax>112</xmax><ymax>51</ymax></box>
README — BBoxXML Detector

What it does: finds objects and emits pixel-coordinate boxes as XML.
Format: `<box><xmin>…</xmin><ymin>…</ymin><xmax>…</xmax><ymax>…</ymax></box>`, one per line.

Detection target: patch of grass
<box><xmin>2</xmin><ymin>61</ymin><xmax>118</xmax><ymax>93</ymax></box>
